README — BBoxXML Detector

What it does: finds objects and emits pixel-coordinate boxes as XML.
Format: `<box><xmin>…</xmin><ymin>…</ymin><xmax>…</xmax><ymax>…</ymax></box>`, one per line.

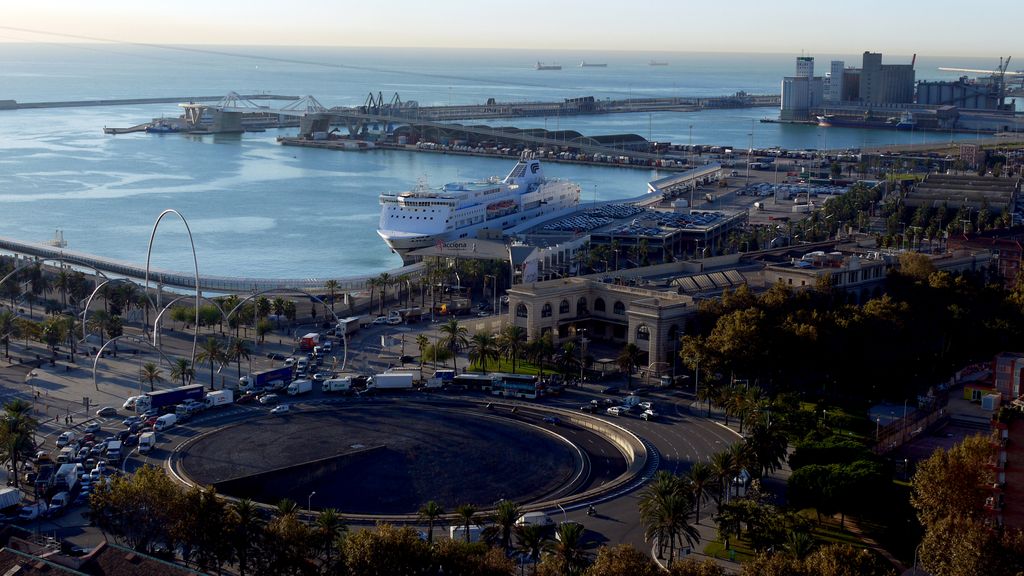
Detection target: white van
<box><xmin>515</xmin><ymin>512</ymin><xmax>553</xmax><ymax>528</ymax></box>
<box><xmin>50</xmin><ymin>492</ymin><xmax>72</xmax><ymax>509</ymax></box>
<box><xmin>138</xmin><ymin>431</ymin><xmax>156</xmax><ymax>454</ymax></box>
<box><xmin>154</xmin><ymin>414</ymin><xmax>177</xmax><ymax>432</ymax></box>
<box><xmin>56</xmin><ymin>431</ymin><xmax>76</xmax><ymax>447</ymax></box>
<box><xmin>105</xmin><ymin>440</ymin><xmax>123</xmax><ymax>461</ymax></box>
<box><xmin>57</xmin><ymin>447</ymin><xmax>74</xmax><ymax>463</ymax></box>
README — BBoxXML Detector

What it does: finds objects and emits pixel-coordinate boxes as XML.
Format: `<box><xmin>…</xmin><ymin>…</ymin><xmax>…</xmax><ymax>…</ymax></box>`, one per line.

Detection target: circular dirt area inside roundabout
<box><xmin>178</xmin><ymin>401</ymin><xmax>592</xmax><ymax>514</ymax></box>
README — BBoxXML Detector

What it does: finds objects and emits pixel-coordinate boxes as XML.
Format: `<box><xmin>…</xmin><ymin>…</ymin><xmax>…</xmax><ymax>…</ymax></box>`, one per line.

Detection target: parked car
<box><xmin>83</xmin><ymin>422</ymin><xmax>101</xmax><ymax>434</ymax></box>
<box><xmin>605</xmin><ymin>406</ymin><xmax>623</xmax><ymax>416</ymax></box>
<box><xmin>96</xmin><ymin>407</ymin><xmax>117</xmax><ymax>417</ymax></box>
<box><xmin>258</xmin><ymin>393</ymin><xmax>279</xmax><ymax>405</ymax></box>
<box><xmin>270</xmin><ymin>404</ymin><xmax>290</xmax><ymax>415</ymax></box>
<box><xmin>372</xmin><ymin>316</ymin><xmax>388</xmax><ymax>325</ymax></box>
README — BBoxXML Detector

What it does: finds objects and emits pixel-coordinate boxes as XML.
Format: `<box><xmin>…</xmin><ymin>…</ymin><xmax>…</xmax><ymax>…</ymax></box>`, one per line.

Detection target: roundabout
<box><xmin>171</xmin><ymin>399</ymin><xmax>642</xmax><ymax>517</ymax></box>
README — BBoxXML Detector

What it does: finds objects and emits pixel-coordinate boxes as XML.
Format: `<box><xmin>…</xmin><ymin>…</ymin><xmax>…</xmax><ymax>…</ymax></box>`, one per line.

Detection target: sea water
<box><xmin>0</xmin><ymin>45</ymin><xmax>997</xmax><ymax>278</ymax></box>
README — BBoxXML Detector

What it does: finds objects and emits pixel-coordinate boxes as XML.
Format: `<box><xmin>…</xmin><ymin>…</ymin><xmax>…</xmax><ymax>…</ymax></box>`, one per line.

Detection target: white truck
<box><xmin>0</xmin><ymin>487</ymin><xmax>23</xmax><ymax>511</ymax></box>
<box><xmin>138</xmin><ymin>431</ymin><xmax>156</xmax><ymax>454</ymax></box>
<box><xmin>205</xmin><ymin>390</ymin><xmax>234</xmax><ymax>408</ymax></box>
<box><xmin>367</xmin><ymin>373</ymin><xmax>415</xmax><ymax>391</ymax></box>
<box><xmin>54</xmin><ymin>463</ymin><xmax>79</xmax><ymax>493</ymax></box>
<box><xmin>286</xmin><ymin>379</ymin><xmax>313</xmax><ymax>396</ymax></box>
<box><xmin>106</xmin><ymin>440</ymin><xmax>124</xmax><ymax>460</ymax></box>
<box><xmin>322</xmin><ymin>377</ymin><xmax>353</xmax><ymax>394</ymax></box>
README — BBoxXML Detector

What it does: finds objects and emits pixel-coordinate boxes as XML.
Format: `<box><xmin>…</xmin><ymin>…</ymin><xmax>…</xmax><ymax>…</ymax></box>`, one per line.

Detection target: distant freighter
<box><xmin>535</xmin><ymin>62</ymin><xmax>562</xmax><ymax>70</ymax></box>
<box><xmin>649</xmin><ymin>60</ymin><xmax>669</xmax><ymax>66</ymax></box>
<box><xmin>377</xmin><ymin>155</ymin><xmax>580</xmax><ymax>264</ymax></box>
<box><xmin>579</xmin><ymin>61</ymin><xmax>608</xmax><ymax>67</ymax></box>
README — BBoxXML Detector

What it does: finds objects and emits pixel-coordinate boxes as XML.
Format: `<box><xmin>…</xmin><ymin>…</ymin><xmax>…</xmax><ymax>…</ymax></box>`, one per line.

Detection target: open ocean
<box><xmin>0</xmin><ymin>44</ymin><xmax>1000</xmax><ymax>278</ymax></box>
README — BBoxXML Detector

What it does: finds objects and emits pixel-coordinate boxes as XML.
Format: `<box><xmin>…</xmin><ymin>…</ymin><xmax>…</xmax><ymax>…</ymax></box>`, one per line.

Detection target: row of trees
<box><xmin>680</xmin><ymin>258</ymin><xmax>1024</xmax><ymax>405</ymax></box>
<box><xmin>910</xmin><ymin>429</ymin><xmax>1024</xmax><ymax>576</ymax></box>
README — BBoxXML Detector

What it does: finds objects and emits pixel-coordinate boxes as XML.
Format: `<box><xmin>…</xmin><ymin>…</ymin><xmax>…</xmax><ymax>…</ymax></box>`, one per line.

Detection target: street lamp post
<box><xmin>484</xmin><ymin>275</ymin><xmax>497</xmax><ymax>317</ymax></box>
<box><xmin>308</xmin><ymin>491</ymin><xmax>316</xmax><ymax>512</ymax></box>
<box><xmin>578</xmin><ymin>329</ymin><xmax>589</xmax><ymax>385</ymax></box>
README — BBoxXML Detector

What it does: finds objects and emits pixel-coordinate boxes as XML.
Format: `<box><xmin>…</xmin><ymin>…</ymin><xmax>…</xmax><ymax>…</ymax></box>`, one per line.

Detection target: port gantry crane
<box><xmin>937</xmin><ymin>56</ymin><xmax>1023</xmax><ymax>109</ymax></box>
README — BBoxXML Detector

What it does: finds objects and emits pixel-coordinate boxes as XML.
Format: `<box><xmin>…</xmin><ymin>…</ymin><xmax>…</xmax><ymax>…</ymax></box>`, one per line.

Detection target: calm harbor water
<box><xmin>0</xmin><ymin>45</ymin><xmax>997</xmax><ymax>278</ymax></box>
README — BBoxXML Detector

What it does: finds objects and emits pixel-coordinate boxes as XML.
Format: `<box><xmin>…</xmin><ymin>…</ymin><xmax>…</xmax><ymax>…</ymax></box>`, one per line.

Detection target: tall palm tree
<box><xmin>275</xmin><ymin>498</ymin><xmax>299</xmax><ymax>518</ymax></box>
<box><xmin>367</xmin><ymin>278</ymin><xmax>378</xmax><ymax>318</ymax></box>
<box><xmin>0</xmin><ymin>309</ymin><xmax>14</xmax><ymax>359</ymax></box>
<box><xmin>515</xmin><ymin>524</ymin><xmax>546</xmax><ymax>575</ymax></box>
<box><xmin>376</xmin><ymin>272</ymin><xmax>392</xmax><ymax>316</ymax></box>
<box><xmin>490</xmin><ymin>500</ymin><xmax>520</xmax><ymax>553</ymax></box>
<box><xmin>170</xmin><ymin>358</ymin><xmax>194</xmax><ymax>387</ymax></box>
<box><xmin>710</xmin><ymin>450</ymin><xmax>739</xmax><ymax>505</ymax></box>
<box><xmin>468</xmin><ymin>331</ymin><xmax>498</xmax><ymax>373</ymax></box>
<box><xmin>617</xmin><ymin>343</ymin><xmax>643</xmax><ymax>391</ymax></box>
<box><xmin>230</xmin><ymin>499</ymin><xmax>263</xmax><ymax>576</ymax></box>
<box><xmin>196</xmin><ymin>337</ymin><xmax>226</xmax><ymax>390</ymax></box>
<box><xmin>696</xmin><ymin>382</ymin><xmax>718</xmax><ymax>418</ymax></box>
<box><xmin>640</xmin><ymin>489</ymin><xmax>700</xmax><ymax>565</ymax></box>
<box><xmin>415</xmin><ymin>333</ymin><xmax>430</xmax><ymax>370</ymax></box>
<box><xmin>0</xmin><ymin>399</ymin><xmax>37</xmax><ymax>490</ymax></box>
<box><xmin>53</xmin><ymin>268</ymin><xmax>71</xmax><ymax>309</ymax></box>
<box><xmin>686</xmin><ymin>462</ymin><xmax>715</xmax><ymax>523</ymax></box>
<box><xmin>497</xmin><ymin>325</ymin><xmax>527</xmax><ymax>373</ymax></box>
<box><xmin>528</xmin><ymin>333</ymin><xmax>555</xmax><ymax>379</ymax></box>
<box><xmin>557</xmin><ymin>341</ymin><xmax>579</xmax><ymax>379</ymax></box>
<box><xmin>315</xmin><ymin>508</ymin><xmax>347</xmax><ymax>571</ymax></box>
<box><xmin>141</xmin><ymin>362</ymin><xmax>163</xmax><ymax>392</ymax></box>
<box><xmin>272</xmin><ymin>298</ymin><xmax>286</xmax><ymax>329</ymax></box>
<box><xmin>547</xmin><ymin>521</ymin><xmax>588</xmax><ymax>576</ymax></box>
<box><xmin>324</xmin><ymin>280</ymin><xmax>339</xmax><ymax>312</ymax></box>
<box><xmin>227</xmin><ymin>339</ymin><xmax>252</xmax><ymax>379</ymax></box>
<box><xmin>439</xmin><ymin>318</ymin><xmax>469</xmax><ymax>373</ymax></box>
<box><xmin>417</xmin><ymin>500</ymin><xmax>445</xmax><ymax>545</ymax></box>
<box><xmin>454</xmin><ymin>504</ymin><xmax>478</xmax><ymax>543</ymax></box>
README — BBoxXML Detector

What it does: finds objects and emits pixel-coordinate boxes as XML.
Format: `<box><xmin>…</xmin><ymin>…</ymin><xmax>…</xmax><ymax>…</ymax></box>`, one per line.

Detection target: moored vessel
<box><xmin>377</xmin><ymin>155</ymin><xmax>580</xmax><ymax>263</ymax></box>
<box><xmin>535</xmin><ymin>62</ymin><xmax>562</xmax><ymax>70</ymax></box>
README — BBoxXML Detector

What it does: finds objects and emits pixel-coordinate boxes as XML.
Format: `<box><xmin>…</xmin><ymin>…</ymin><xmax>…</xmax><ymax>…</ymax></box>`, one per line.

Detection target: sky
<box><xmin>1</xmin><ymin>0</ymin><xmax>1017</xmax><ymax>58</ymax></box>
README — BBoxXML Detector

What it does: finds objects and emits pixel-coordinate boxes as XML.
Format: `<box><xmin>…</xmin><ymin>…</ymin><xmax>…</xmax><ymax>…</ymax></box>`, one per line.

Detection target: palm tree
<box><xmin>783</xmin><ymin>530</ymin><xmax>817</xmax><ymax>560</ymax></box>
<box><xmin>417</xmin><ymin>500</ymin><xmax>445</xmax><ymax>545</ymax></box>
<box><xmin>230</xmin><ymin>499</ymin><xmax>263</xmax><ymax>576</ymax></box>
<box><xmin>196</xmin><ymin>337</ymin><xmax>226</xmax><ymax>390</ymax></box>
<box><xmin>315</xmin><ymin>508</ymin><xmax>347</xmax><ymax>571</ymax></box>
<box><xmin>324</xmin><ymin>280</ymin><xmax>339</xmax><ymax>312</ymax></box>
<box><xmin>497</xmin><ymin>325</ymin><xmax>527</xmax><ymax>373</ymax></box>
<box><xmin>87</xmin><ymin>309</ymin><xmax>111</xmax><ymax>342</ymax></box>
<box><xmin>53</xmin><ymin>268</ymin><xmax>71</xmax><ymax>309</ymax></box>
<box><xmin>696</xmin><ymin>382</ymin><xmax>718</xmax><ymax>417</ymax></box>
<box><xmin>640</xmin><ymin>489</ymin><xmax>700</xmax><ymax>565</ymax></box>
<box><xmin>528</xmin><ymin>333</ymin><xmax>555</xmax><ymax>379</ymax></box>
<box><xmin>367</xmin><ymin>278</ymin><xmax>378</xmax><ymax>318</ymax></box>
<box><xmin>468</xmin><ymin>331</ymin><xmax>498</xmax><ymax>373</ymax></box>
<box><xmin>376</xmin><ymin>272</ymin><xmax>392</xmax><ymax>316</ymax></box>
<box><xmin>515</xmin><ymin>524</ymin><xmax>546</xmax><ymax>575</ymax></box>
<box><xmin>272</xmin><ymin>298</ymin><xmax>286</xmax><ymax>329</ymax></box>
<box><xmin>556</xmin><ymin>341</ymin><xmax>579</xmax><ymax>379</ymax></box>
<box><xmin>490</xmin><ymin>500</ymin><xmax>520</xmax><ymax>553</ymax></box>
<box><xmin>710</xmin><ymin>450</ymin><xmax>739</xmax><ymax>505</ymax></box>
<box><xmin>617</xmin><ymin>343</ymin><xmax>643</xmax><ymax>391</ymax></box>
<box><xmin>548</xmin><ymin>521</ymin><xmax>588</xmax><ymax>576</ymax></box>
<box><xmin>686</xmin><ymin>462</ymin><xmax>715</xmax><ymax>524</ymax></box>
<box><xmin>415</xmin><ymin>334</ymin><xmax>430</xmax><ymax>375</ymax></box>
<box><xmin>227</xmin><ymin>339</ymin><xmax>252</xmax><ymax>379</ymax></box>
<box><xmin>454</xmin><ymin>503</ymin><xmax>478</xmax><ymax>543</ymax></box>
<box><xmin>0</xmin><ymin>399</ymin><xmax>37</xmax><ymax>490</ymax></box>
<box><xmin>140</xmin><ymin>362</ymin><xmax>163</xmax><ymax>392</ymax></box>
<box><xmin>0</xmin><ymin>309</ymin><xmax>14</xmax><ymax>359</ymax></box>
<box><xmin>439</xmin><ymin>318</ymin><xmax>469</xmax><ymax>373</ymax></box>
<box><xmin>275</xmin><ymin>498</ymin><xmax>299</xmax><ymax>518</ymax></box>
<box><xmin>170</xmin><ymin>358</ymin><xmax>195</xmax><ymax>387</ymax></box>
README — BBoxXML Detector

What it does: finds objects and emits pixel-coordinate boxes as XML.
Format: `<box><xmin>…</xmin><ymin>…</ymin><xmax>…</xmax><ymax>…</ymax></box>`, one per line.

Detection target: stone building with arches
<box><xmin>507</xmin><ymin>276</ymin><xmax>694</xmax><ymax>369</ymax></box>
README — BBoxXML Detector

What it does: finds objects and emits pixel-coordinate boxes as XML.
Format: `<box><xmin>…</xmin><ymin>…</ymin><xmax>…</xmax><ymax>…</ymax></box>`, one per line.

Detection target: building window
<box><xmin>559</xmin><ymin>299</ymin><xmax>570</xmax><ymax>314</ymax></box>
<box><xmin>594</xmin><ymin>298</ymin><xmax>606</xmax><ymax>312</ymax></box>
<box><xmin>636</xmin><ymin>324</ymin><xmax>650</xmax><ymax>341</ymax></box>
<box><xmin>577</xmin><ymin>297</ymin><xmax>588</xmax><ymax>316</ymax></box>
<box><xmin>613</xmin><ymin>301</ymin><xmax>625</xmax><ymax>315</ymax></box>
<box><xmin>516</xmin><ymin>303</ymin><xmax>528</xmax><ymax>318</ymax></box>
<box><xmin>541</xmin><ymin>303</ymin><xmax>553</xmax><ymax>318</ymax></box>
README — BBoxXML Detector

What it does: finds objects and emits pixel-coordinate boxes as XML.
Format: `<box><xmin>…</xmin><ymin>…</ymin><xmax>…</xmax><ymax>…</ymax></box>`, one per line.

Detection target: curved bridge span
<box><xmin>0</xmin><ymin>235</ymin><xmax>422</xmax><ymax>294</ymax></box>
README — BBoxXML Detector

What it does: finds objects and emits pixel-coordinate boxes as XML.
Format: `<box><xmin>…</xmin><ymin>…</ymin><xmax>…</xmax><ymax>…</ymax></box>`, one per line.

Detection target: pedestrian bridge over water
<box><xmin>0</xmin><ymin>235</ymin><xmax>422</xmax><ymax>296</ymax></box>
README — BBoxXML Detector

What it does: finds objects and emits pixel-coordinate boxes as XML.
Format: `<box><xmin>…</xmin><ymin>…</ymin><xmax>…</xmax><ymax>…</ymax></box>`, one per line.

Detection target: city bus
<box><xmin>451</xmin><ymin>373</ymin><xmax>498</xmax><ymax>391</ymax></box>
<box><xmin>492</xmin><ymin>373</ymin><xmax>541</xmax><ymax>399</ymax></box>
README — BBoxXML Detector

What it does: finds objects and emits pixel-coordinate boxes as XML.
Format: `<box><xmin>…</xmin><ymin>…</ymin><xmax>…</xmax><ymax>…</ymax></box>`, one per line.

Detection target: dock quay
<box><xmin>0</xmin><ymin>235</ymin><xmax>420</xmax><ymax>295</ymax></box>
<box><xmin>278</xmin><ymin>137</ymin><xmax>689</xmax><ymax>171</ymax></box>
<box><xmin>0</xmin><ymin>94</ymin><xmax>299</xmax><ymax>111</ymax></box>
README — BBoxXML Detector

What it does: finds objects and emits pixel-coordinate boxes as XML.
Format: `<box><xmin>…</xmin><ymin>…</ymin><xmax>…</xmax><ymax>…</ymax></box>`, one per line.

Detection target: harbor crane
<box><xmin>937</xmin><ymin>56</ymin><xmax>1022</xmax><ymax>108</ymax></box>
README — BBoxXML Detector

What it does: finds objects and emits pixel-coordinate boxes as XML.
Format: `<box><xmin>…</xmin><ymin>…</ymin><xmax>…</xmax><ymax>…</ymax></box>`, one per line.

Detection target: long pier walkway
<box><xmin>0</xmin><ymin>94</ymin><xmax>299</xmax><ymax>111</ymax></box>
<box><xmin>0</xmin><ymin>236</ymin><xmax>419</xmax><ymax>295</ymax></box>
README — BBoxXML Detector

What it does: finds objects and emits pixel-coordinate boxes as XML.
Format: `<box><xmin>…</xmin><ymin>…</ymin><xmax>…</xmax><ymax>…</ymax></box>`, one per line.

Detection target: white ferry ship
<box><xmin>377</xmin><ymin>155</ymin><xmax>580</xmax><ymax>263</ymax></box>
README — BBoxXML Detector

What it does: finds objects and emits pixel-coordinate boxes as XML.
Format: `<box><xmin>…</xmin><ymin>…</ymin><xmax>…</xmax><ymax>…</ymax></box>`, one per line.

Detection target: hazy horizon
<box><xmin>3</xmin><ymin>0</ymin><xmax>1019</xmax><ymax>60</ymax></box>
